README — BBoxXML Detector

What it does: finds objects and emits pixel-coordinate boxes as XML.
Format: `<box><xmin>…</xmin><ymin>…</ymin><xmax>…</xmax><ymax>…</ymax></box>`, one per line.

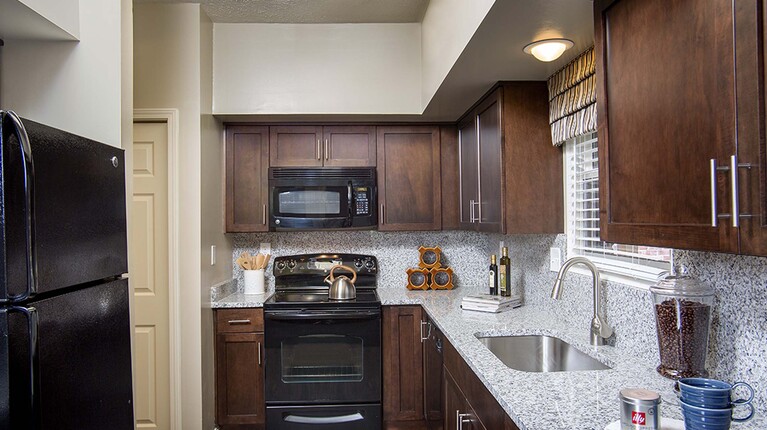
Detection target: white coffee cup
<box><xmin>244</xmin><ymin>269</ymin><xmax>265</xmax><ymax>294</ymax></box>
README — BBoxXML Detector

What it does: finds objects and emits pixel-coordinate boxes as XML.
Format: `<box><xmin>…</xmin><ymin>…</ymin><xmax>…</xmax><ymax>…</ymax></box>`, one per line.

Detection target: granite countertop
<box><xmin>212</xmin><ymin>287</ymin><xmax>764</xmax><ymax>430</ymax></box>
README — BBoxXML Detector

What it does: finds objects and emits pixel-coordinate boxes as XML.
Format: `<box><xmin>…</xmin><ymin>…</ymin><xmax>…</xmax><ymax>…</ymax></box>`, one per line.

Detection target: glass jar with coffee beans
<box><xmin>650</xmin><ymin>271</ymin><xmax>714</xmax><ymax>379</ymax></box>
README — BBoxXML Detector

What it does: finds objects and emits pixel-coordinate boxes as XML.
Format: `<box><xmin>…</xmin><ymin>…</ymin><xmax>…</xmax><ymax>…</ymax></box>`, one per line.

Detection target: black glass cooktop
<box><xmin>266</xmin><ymin>289</ymin><xmax>380</xmax><ymax>307</ymax></box>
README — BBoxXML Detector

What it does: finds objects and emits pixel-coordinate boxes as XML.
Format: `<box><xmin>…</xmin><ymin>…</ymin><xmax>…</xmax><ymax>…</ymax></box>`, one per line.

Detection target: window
<box><xmin>565</xmin><ymin>132</ymin><xmax>672</xmax><ymax>284</ymax></box>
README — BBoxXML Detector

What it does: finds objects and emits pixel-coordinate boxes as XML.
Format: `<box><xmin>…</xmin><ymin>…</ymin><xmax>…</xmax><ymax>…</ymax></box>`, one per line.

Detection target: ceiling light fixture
<box><xmin>523</xmin><ymin>38</ymin><xmax>574</xmax><ymax>62</ymax></box>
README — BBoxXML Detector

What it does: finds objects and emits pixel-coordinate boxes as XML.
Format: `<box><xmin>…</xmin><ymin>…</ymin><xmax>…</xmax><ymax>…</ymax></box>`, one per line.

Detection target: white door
<box><xmin>131</xmin><ymin>121</ymin><xmax>170</xmax><ymax>430</ymax></box>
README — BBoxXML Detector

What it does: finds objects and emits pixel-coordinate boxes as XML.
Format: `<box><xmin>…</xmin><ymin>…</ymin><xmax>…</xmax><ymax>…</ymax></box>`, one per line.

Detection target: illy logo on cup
<box><xmin>632</xmin><ymin>411</ymin><xmax>646</xmax><ymax>425</ymax></box>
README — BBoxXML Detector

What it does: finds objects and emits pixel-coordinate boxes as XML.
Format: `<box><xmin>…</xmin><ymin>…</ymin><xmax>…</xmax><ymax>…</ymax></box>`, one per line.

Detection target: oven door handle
<box><xmin>265</xmin><ymin>310</ymin><xmax>380</xmax><ymax>321</ymax></box>
<box><xmin>284</xmin><ymin>412</ymin><xmax>364</xmax><ymax>424</ymax></box>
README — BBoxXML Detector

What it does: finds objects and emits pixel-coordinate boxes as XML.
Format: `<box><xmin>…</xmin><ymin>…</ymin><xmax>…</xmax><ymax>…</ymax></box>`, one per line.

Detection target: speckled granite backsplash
<box><xmin>230</xmin><ymin>231</ymin><xmax>491</xmax><ymax>292</ymax></box>
<box><xmin>492</xmin><ymin>233</ymin><xmax>767</xmax><ymax>416</ymax></box>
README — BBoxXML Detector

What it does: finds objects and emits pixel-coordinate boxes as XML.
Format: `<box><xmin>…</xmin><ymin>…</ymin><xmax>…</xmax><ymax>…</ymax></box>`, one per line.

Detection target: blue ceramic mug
<box><xmin>680</xmin><ymin>400</ymin><xmax>754</xmax><ymax>430</ymax></box>
<box><xmin>678</xmin><ymin>378</ymin><xmax>754</xmax><ymax>409</ymax></box>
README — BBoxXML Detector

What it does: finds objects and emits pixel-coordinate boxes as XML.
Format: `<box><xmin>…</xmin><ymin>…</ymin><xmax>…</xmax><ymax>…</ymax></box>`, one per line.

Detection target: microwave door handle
<box><xmin>346</xmin><ymin>181</ymin><xmax>353</xmax><ymax>227</ymax></box>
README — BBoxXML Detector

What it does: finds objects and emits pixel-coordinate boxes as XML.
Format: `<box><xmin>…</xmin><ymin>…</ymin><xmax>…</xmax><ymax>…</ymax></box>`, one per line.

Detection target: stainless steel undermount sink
<box><xmin>476</xmin><ymin>334</ymin><xmax>611</xmax><ymax>372</ymax></box>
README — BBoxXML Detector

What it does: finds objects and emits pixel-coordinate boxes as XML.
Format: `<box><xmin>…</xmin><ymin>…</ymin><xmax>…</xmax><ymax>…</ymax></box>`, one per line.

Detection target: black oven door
<box><xmin>264</xmin><ymin>309</ymin><xmax>381</xmax><ymax>405</ymax></box>
<box><xmin>270</xmin><ymin>185</ymin><xmax>352</xmax><ymax>229</ymax></box>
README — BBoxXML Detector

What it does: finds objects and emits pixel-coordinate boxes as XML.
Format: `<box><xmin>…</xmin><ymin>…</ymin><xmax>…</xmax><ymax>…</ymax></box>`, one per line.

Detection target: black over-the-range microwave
<box><xmin>268</xmin><ymin>167</ymin><xmax>377</xmax><ymax>230</ymax></box>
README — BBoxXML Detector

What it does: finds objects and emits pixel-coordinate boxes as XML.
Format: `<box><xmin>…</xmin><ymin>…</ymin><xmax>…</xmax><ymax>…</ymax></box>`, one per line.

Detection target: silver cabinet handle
<box><xmin>710</xmin><ymin>159</ymin><xmax>719</xmax><ymax>227</ymax></box>
<box><xmin>2</xmin><ymin>111</ymin><xmax>38</xmax><ymax>302</ymax></box>
<box><xmin>325</xmin><ymin>138</ymin><xmax>329</xmax><ymax>160</ymax></box>
<box><xmin>380</xmin><ymin>204</ymin><xmax>385</xmax><ymax>224</ymax></box>
<box><xmin>457</xmin><ymin>412</ymin><xmax>472</xmax><ymax>430</ymax></box>
<box><xmin>420</xmin><ymin>320</ymin><xmax>432</xmax><ymax>342</ymax></box>
<box><xmin>469</xmin><ymin>199</ymin><xmax>480</xmax><ymax>223</ymax></box>
<box><xmin>227</xmin><ymin>319</ymin><xmax>251</xmax><ymax>325</ymax></box>
<box><xmin>731</xmin><ymin>155</ymin><xmax>740</xmax><ymax>227</ymax></box>
<box><xmin>257</xmin><ymin>341</ymin><xmax>262</xmax><ymax>365</ymax></box>
<box><xmin>316</xmin><ymin>139</ymin><xmax>321</xmax><ymax>160</ymax></box>
<box><xmin>262</xmin><ymin>204</ymin><xmax>267</xmax><ymax>225</ymax></box>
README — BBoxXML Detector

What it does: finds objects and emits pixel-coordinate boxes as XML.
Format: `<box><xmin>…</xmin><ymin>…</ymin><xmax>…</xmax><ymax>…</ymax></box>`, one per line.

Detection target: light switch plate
<box><xmin>549</xmin><ymin>247</ymin><xmax>562</xmax><ymax>271</ymax></box>
<box><xmin>210</xmin><ymin>245</ymin><xmax>216</xmax><ymax>266</ymax></box>
<box><xmin>260</xmin><ymin>242</ymin><xmax>271</xmax><ymax>254</ymax></box>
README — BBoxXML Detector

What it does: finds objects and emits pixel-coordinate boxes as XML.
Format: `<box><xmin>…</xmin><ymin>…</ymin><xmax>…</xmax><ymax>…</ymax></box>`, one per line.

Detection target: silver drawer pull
<box><xmin>227</xmin><ymin>319</ymin><xmax>251</xmax><ymax>325</ymax></box>
<box><xmin>284</xmin><ymin>412</ymin><xmax>363</xmax><ymax>424</ymax></box>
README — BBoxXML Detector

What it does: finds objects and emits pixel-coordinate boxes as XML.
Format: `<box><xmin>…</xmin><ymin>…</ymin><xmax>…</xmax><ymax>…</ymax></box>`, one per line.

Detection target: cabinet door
<box><xmin>383</xmin><ymin>306</ymin><xmax>424</xmax><ymax>422</ymax></box>
<box><xmin>458</xmin><ymin>115</ymin><xmax>480</xmax><ymax>230</ymax></box>
<box><xmin>444</xmin><ymin>367</ymin><xmax>483</xmax><ymax>430</ymax></box>
<box><xmin>323</xmin><ymin>126</ymin><xmax>376</xmax><ymax>167</ymax></box>
<box><xmin>734</xmin><ymin>0</ymin><xmax>767</xmax><ymax>256</ymax></box>
<box><xmin>377</xmin><ymin>126</ymin><xmax>442</xmax><ymax>231</ymax></box>
<box><xmin>215</xmin><ymin>332</ymin><xmax>265</xmax><ymax>427</ymax></box>
<box><xmin>595</xmin><ymin>0</ymin><xmax>738</xmax><ymax>252</ymax></box>
<box><xmin>423</xmin><ymin>317</ymin><xmax>443</xmax><ymax>423</ymax></box>
<box><xmin>225</xmin><ymin>126</ymin><xmax>269</xmax><ymax>232</ymax></box>
<box><xmin>476</xmin><ymin>89</ymin><xmax>504</xmax><ymax>233</ymax></box>
<box><xmin>269</xmin><ymin>125</ymin><xmax>323</xmax><ymax>167</ymax></box>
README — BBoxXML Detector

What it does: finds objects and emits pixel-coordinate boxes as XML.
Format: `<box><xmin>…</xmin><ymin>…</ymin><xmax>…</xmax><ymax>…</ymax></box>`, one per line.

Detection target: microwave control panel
<box><xmin>354</xmin><ymin>187</ymin><xmax>371</xmax><ymax>215</ymax></box>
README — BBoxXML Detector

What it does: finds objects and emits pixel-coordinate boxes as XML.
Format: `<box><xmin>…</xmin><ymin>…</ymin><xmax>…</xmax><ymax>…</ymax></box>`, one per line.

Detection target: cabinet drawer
<box><xmin>216</xmin><ymin>309</ymin><xmax>264</xmax><ymax>333</ymax></box>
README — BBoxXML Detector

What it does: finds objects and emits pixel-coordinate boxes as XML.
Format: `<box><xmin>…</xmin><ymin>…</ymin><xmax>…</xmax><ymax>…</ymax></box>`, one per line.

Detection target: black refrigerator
<box><xmin>0</xmin><ymin>111</ymin><xmax>134</xmax><ymax>430</ymax></box>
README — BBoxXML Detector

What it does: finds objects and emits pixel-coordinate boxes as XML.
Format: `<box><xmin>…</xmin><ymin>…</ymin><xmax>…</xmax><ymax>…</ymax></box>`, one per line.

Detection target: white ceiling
<box><xmin>133</xmin><ymin>0</ymin><xmax>431</xmax><ymax>23</ymax></box>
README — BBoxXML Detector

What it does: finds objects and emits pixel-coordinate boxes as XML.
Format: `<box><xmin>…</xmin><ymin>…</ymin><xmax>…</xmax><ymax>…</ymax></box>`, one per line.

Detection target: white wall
<box><xmin>134</xmin><ymin>4</ymin><xmax>204</xmax><ymax>429</ymax></box>
<box><xmin>199</xmin><ymin>10</ymin><xmax>231</xmax><ymax>430</ymax></box>
<box><xmin>420</xmin><ymin>0</ymin><xmax>495</xmax><ymax>108</ymax></box>
<box><xmin>0</xmin><ymin>0</ymin><xmax>122</xmax><ymax>146</ymax></box>
<box><xmin>213</xmin><ymin>23</ymin><xmax>422</xmax><ymax>114</ymax></box>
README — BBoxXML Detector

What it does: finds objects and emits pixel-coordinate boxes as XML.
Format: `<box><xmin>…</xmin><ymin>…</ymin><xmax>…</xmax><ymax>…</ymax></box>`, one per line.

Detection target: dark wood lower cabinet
<box><xmin>215</xmin><ymin>309</ymin><xmax>265</xmax><ymax>429</ymax></box>
<box><xmin>383</xmin><ymin>306</ymin><xmax>425</xmax><ymax>422</ymax></box>
<box><xmin>382</xmin><ymin>305</ymin><xmax>516</xmax><ymax>430</ymax></box>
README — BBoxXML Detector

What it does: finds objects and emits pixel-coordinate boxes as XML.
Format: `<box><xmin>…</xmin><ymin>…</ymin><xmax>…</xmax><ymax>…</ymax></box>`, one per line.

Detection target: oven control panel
<box><xmin>273</xmin><ymin>253</ymin><xmax>378</xmax><ymax>276</ymax></box>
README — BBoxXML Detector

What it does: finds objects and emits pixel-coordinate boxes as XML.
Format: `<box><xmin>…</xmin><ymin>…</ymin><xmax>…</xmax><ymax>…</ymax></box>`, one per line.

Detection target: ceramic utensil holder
<box><xmin>244</xmin><ymin>269</ymin><xmax>265</xmax><ymax>294</ymax></box>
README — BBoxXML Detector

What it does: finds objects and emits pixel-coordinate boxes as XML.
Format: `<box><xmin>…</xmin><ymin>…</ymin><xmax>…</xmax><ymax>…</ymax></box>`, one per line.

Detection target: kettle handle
<box><xmin>329</xmin><ymin>265</ymin><xmax>357</xmax><ymax>283</ymax></box>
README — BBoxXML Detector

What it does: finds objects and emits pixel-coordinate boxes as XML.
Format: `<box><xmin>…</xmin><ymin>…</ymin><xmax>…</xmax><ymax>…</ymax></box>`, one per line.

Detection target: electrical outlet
<box><xmin>210</xmin><ymin>245</ymin><xmax>216</xmax><ymax>266</ymax></box>
<box><xmin>549</xmin><ymin>247</ymin><xmax>562</xmax><ymax>271</ymax></box>
<box><xmin>260</xmin><ymin>242</ymin><xmax>271</xmax><ymax>254</ymax></box>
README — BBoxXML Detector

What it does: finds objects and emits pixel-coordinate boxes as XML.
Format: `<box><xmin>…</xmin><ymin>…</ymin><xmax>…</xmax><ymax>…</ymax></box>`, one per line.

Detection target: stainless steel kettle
<box><xmin>325</xmin><ymin>265</ymin><xmax>357</xmax><ymax>300</ymax></box>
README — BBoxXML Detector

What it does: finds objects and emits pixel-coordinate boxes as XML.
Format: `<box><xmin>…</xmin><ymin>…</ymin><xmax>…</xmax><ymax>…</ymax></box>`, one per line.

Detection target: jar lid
<box><xmin>650</xmin><ymin>274</ymin><xmax>714</xmax><ymax>297</ymax></box>
<box><xmin>619</xmin><ymin>388</ymin><xmax>661</xmax><ymax>404</ymax></box>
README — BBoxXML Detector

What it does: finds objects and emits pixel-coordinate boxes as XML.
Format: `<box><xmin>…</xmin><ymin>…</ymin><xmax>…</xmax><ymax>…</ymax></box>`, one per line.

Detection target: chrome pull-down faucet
<box><xmin>551</xmin><ymin>256</ymin><xmax>613</xmax><ymax>346</ymax></box>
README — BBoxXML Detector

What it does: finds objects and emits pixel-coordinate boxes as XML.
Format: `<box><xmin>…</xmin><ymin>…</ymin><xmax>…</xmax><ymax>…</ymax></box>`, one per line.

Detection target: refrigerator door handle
<box><xmin>1</xmin><ymin>111</ymin><xmax>38</xmax><ymax>302</ymax></box>
<box><xmin>1</xmin><ymin>306</ymin><xmax>40</xmax><ymax>430</ymax></box>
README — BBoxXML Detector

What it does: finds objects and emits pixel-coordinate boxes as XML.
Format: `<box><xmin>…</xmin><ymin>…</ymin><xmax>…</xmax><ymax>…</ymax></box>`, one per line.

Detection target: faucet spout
<box><xmin>551</xmin><ymin>256</ymin><xmax>613</xmax><ymax>346</ymax></box>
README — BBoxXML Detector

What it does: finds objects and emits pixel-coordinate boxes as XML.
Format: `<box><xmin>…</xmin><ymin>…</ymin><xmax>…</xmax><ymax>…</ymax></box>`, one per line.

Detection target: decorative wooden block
<box><xmin>430</xmin><ymin>267</ymin><xmax>454</xmax><ymax>290</ymax></box>
<box><xmin>418</xmin><ymin>246</ymin><xmax>442</xmax><ymax>269</ymax></box>
<box><xmin>406</xmin><ymin>268</ymin><xmax>431</xmax><ymax>290</ymax></box>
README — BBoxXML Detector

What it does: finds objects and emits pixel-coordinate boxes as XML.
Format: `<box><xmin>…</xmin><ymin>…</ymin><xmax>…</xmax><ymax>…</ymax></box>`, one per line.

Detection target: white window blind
<box><xmin>565</xmin><ymin>132</ymin><xmax>672</xmax><ymax>283</ymax></box>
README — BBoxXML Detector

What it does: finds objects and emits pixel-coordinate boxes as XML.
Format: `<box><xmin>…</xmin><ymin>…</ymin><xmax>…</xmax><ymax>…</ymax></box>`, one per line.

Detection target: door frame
<box><xmin>132</xmin><ymin>108</ymin><xmax>181</xmax><ymax>430</ymax></box>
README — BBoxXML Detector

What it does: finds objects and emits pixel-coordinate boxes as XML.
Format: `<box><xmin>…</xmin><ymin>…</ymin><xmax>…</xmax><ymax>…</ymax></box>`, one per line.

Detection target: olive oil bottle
<box><xmin>499</xmin><ymin>247</ymin><xmax>511</xmax><ymax>297</ymax></box>
<box><xmin>488</xmin><ymin>255</ymin><xmax>498</xmax><ymax>295</ymax></box>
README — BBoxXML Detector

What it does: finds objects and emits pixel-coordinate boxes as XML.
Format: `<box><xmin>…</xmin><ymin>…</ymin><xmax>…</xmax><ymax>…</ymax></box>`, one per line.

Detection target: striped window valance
<box><xmin>548</xmin><ymin>46</ymin><xmax>596</xmax><ymax>146</ymax></box>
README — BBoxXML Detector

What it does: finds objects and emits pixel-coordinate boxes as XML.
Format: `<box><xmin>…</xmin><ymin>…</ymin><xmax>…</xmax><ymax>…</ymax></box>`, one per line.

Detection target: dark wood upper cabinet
<box><xmin>269</xmin><ymin>125</ymin><xmax>376</xmax><ymax>167</ymax></box>
<box><xmin>383</xmin><ymin>306</ymin><xmax>425</xmax><ymax>422</ymax></box>
<box><xmin>225</xmin><ymin>126</ymin><xmax>269</xmax><ymax>233</ymax></box>
<box><xmin>323</xmin><ymin>126</ymin><xmax>376</xmax><ymax>167</ymax></box>
<box><xmin>269</xmin><ymin>125</ymin><xmax>323</xmax><ymax>167</ymax></box>
<box><xmin>595</xmin><ymin>0</ymin><xmax>765</xmax><ymax>255</ymax></box>
<box><xmin>734</xmin><ymin>0</ymin><xmax>767</xmax><ymax>256</ymax></box>
<box><xmin>215</xmin><ymin>309</ymin><xmax>265</xmax><ymax>429</ymax></box>
<box><xmin>457</xmin><ymin>83</ymin><xmax>562</xmax><ymax>234</ymax></box>
<box><xmin>377</xmin><ymin>126</ymin><xmax>442</xmax><ymax>231</ymax></box>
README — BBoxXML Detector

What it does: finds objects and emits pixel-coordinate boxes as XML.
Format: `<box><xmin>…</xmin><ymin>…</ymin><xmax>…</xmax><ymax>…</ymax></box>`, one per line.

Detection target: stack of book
<box><xmin>460</xmin><ymin>294</ymin><xmax>522</xmax><ymax>313</ymax></box>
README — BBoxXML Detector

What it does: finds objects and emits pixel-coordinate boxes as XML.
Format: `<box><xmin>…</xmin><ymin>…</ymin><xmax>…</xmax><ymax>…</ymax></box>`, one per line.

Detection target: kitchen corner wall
<box><xmin>494</xmin><ymin>233</ymin><xmax>767</xmax><ymax>416</ymax></box>
<box><xmin>231</xmin><ymin>231</ymin><xmax>490</xmax><ymax>291</ymax></box>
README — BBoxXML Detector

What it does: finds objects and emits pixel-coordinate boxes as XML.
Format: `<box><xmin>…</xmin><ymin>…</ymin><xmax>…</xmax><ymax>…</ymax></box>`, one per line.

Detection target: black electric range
<box><xmin>263</xmin><ymin>253</ymin><xmax>382</xmax><ymax>430</ymax></box>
